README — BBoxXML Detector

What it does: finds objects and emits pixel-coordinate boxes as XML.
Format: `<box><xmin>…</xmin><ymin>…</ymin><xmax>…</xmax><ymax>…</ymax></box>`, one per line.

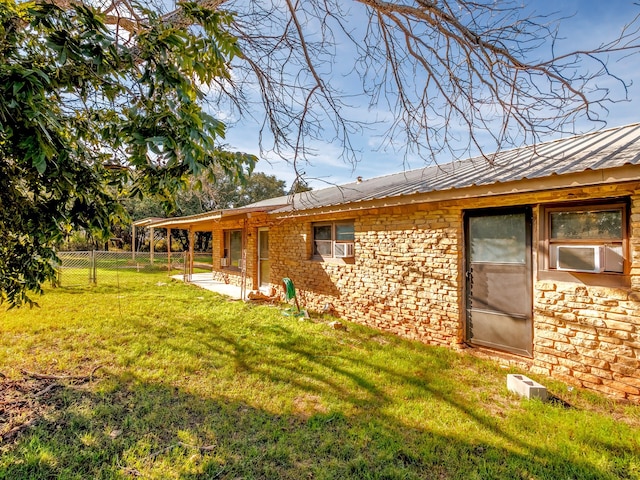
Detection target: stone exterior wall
<box><xmin>533</xmin><ymin>282</ymin><xmax>640</xmax><ymax>399</ymax></box>
<box><xmin>267</xmin><ymin>205</ymin><xmax>464</xmax><ymax>346</ymax></box>
<box><xmin>530</xmin><ymin>193</ymin><xmax>640</xmax><ymax>400</ymax></box>
<box><xmin>206</xmin><ymin>182</ymin><xmax>640</xmax><ymax>401</ymax></box>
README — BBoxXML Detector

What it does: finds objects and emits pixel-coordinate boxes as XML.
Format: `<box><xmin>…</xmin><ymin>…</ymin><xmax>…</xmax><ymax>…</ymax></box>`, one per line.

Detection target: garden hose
<box><xmin>282</xmin><ymin>277</ymin><xmax>296</xmax><ymax>300</ymax></box>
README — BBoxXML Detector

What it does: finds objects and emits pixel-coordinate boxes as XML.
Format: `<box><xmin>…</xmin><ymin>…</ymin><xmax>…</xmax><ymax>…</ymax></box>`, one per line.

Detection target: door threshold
<box><xmin>464</xmin><ymin>344</ymin><xmax>534</xmax><ymax>369</ymax></box>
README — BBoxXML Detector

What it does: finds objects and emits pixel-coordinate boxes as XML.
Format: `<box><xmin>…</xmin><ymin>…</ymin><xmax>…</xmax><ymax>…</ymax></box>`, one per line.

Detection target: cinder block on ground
<box><xmin>507</xmin><ymin>374</ymin><xmax>548</xmax><ymax>401</ymax></box>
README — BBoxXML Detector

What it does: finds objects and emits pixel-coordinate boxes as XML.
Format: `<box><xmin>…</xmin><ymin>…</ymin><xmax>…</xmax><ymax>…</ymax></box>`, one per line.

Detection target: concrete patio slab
<box><xmin>171</xmin><ymin>273</ymin><xmax>243</xmax><ymax>300</ymax></box>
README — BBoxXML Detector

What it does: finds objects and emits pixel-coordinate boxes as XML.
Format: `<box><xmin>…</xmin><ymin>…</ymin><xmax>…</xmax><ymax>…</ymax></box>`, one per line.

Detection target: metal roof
<box><xmin>264</xmin><ymin>122</ymin><xmax>640</xmax><ymax>213</ymax></box>
<box><xmin>132</xmin><ymin>217</ymin><xmax>165</xmax><ymax>227</ymax></box>
<box><xmin>135</xmin><ymin>123</ymin><xmax>640</xmax><ymax>229</ymax></box>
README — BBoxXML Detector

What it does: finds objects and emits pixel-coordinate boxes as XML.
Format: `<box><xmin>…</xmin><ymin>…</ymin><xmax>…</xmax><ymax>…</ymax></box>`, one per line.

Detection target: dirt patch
<box><xmin>0</xmin><ymin>367</ymin><xmax>102</xmax><ymax>444</ymax></box>
<box><xmin>0</xmin><ymin>374</ymin><xmax>59</xmax><ymax>444</ymax></box>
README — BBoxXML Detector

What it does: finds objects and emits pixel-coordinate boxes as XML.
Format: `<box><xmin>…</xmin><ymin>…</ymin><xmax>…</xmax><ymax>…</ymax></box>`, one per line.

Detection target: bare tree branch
<box><xmin>36</xmin><ymin>0</ymin><xmax>640</xmax><ymax>168</ymax></box>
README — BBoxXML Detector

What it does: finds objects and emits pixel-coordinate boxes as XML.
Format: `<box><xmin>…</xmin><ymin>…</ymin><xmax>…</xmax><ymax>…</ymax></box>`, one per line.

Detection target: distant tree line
<box><xmin>58</xmin><ymin>170</ymin><xmax>292</xmax><ymax>252</ymax></box>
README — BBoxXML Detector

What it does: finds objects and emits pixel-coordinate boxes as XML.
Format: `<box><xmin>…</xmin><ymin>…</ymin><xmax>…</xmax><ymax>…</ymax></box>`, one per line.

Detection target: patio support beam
<box><xmin>188</xmin><ymin>227</ymin><xmax>195</xmax><ymax>282</ymax></box>
<box><xmin>241</xmin><ymin>218</ymin><xmax>247</xmax><ymax>301</ymax></box>
<box><xmin>150</xmin><ymin>227</ymin><xmax>155</xmax><ymax>264</ymax></box>
<box><xmin>132</xmin><ymin>224</ymin><xmax>136</xmax><ymax>261</ymax></box>
<box><xmin>167</xmin><ymin>228</ymin><xmax>172</xmax><ymax>271</ymax></box>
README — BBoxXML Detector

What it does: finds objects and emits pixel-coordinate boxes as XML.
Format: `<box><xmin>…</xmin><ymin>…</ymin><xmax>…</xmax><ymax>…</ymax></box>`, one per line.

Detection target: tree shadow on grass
<box><xmin>2</xmin><ymin>300</ymin><xmax>638</xmax><ymax>479</ymax></box>
<box><xmin>1</xmin><ymin>370</ymin><xmax>636</xmax><ymax>479</ymax></box>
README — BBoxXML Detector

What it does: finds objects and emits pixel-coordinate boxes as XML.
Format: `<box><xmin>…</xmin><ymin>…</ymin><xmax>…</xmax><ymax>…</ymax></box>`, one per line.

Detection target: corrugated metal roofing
<box><xmin>264</xmin><ymin>122</ymin><xmax>640</xmax><ymax>213</ymax></box>
<box><xmin>136</xmin><ymin>123</ymin><xmax>640</xmax><ymax>229</ymax></box>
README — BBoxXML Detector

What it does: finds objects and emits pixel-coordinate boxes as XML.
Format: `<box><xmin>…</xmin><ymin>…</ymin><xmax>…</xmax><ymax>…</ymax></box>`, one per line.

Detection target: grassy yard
<box><xmin>1</xmin><ymin>271</ymin><xmax>639</xmax><ymax>479</ymax></box>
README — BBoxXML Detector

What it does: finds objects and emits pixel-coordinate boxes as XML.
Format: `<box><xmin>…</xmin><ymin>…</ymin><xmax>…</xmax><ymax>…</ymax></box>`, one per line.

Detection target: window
<box><xmin>313</xmin><ymin>221</ymin><xmax>355</xmax><ymax>259</ymax></box>
<box><xmin>545</xmin><ymin>202</ymin><xmax>627</xmax><ymax>274</ymax></box>
<box><xmin>223</xmin><ymin>230</ymin><xmax>243</xmax><ymax>268</ymax></box>
<box><xmin>469</xmin><ymin>213</ymin><xmax>527</xmax><ymax>264</ymax></box>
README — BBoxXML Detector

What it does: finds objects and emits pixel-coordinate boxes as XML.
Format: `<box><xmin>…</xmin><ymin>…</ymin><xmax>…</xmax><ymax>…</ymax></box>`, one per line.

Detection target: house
<box><xmin>143</xmin><ymin>123</ymin><xmax>640</xmax><ymax>402</ymax></box>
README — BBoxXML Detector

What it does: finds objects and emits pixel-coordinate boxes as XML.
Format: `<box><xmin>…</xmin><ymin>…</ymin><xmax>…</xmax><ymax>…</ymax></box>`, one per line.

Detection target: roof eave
<box><xmin>134</xmin><ymin>204</ymin><xmax>289</xmax><ymax>229</ymax></box>
<box><xmin>270</xmin><ymin>164</ymin><xmax>640</xmax><ymax>218</ymax></box>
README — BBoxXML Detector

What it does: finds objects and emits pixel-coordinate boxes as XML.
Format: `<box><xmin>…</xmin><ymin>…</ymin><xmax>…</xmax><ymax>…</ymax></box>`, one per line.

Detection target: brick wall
<box><xmin>533</xmin><ymin>282</ymin><xmax>640</xmax><ymax>399</ymax></box>
<box><xmin>531</xmin><ymin>193</ymin><xmax>640</xmax><ymax>400</ymax></box>
<box><xmin>206</xmin><ymin>183</ymin><xmax>640</xmax><ymax>401</ymax></box>
<box><xmin>267</xmin><ymin>205</ymin><xmax>464</xmax><ymax>346</ymax></box>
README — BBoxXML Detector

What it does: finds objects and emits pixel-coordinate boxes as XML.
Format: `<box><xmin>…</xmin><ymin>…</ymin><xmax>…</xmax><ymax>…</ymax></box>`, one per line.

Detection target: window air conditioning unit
<box><xmin>334</xmin><ymin>242</ymin><xmax>355</xmax><ymax>258</ymax></box>
<box><xmin>555</xmin><ymin>245</ymin><xmax>604</xmax><ymax>273</ymax></box>
<box><xmin>220</xmin><ymin>257</ymin><xmax>230</xmax><ymax>267</ymax></box>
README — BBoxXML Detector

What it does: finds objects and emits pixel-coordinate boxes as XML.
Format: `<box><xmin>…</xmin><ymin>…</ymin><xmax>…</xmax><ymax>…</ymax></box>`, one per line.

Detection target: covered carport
<box><xmin>133</xmin><ymin>200</ymin><xmax>288</xmax><ymax>299</ymax></box>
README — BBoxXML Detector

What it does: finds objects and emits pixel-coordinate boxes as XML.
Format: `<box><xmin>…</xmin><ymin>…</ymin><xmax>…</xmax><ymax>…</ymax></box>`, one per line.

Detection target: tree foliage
<box><xmin>0</xmin><ymin>0</ymin><xmax>255</xmax><ymax>305</ymax></box>
<box><xmin>60</xmin><ymin>169</ymin><xmax>287</xmax><ymax>253</ymax></box>
<box><xmin>176</xmin><ymin>169</ymin><xmax>287</xmax><ymax>212</ymax></box>
<box><xmin>3</xmin><ymin>0</ymin><xmax>640</xmax><ymax>305</ymax></box>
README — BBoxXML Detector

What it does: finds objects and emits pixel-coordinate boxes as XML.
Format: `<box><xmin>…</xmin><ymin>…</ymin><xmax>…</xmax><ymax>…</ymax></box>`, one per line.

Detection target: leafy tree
<box><xmin>180</xmin><ymin>170</ymin><xmax>287</xmax><ymax>210</ymax></box>
<box><xmin>112</xmin><ymin>170</ymin><xmax>287</xmax><ymax>252</ymax></box>
<box><xmin>0</xmin><ymin>0</ymin><xmax>255</xmax><ymax>305</ymax></box>
<box><xmin>4</xmin><ymin>0</ymin><xmax>640</xmax><ymax>306</ymax></box>
<box><xmin>117</xmin><ymin>169</ymin><xmax>286</xmax><ymax>220</ymax></box>
<box><xmin>170</xmin><ymin>170</ymin><xmax>287</xmax><ymax>250</ymax></box>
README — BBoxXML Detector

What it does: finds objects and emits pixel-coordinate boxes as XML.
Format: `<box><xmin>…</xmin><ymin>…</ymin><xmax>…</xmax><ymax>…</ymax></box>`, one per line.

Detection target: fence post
<box><xmin>87</xmin><ymin>251</ymin><xmax>92</xmax><ymax>284</ymax></box>
<box><xmin>150</xmin><ymin>227</ymin><xmax>155</xmax><ymax>264</ymax></box>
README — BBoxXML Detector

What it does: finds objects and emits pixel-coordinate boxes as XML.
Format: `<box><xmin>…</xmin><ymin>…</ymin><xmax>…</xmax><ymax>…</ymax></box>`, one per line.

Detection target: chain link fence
<box><xmin>55</xmin><ymin>251</ymin><xmax>189</xmax><ymax>287</ymax></box>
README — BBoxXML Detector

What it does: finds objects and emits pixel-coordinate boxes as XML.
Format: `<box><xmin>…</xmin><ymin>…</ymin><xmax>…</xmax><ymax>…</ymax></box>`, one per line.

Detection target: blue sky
<box><xmin>222</xmin><ymin>1</ymin><xmax>640</xmax><ymax>189</ymax></box>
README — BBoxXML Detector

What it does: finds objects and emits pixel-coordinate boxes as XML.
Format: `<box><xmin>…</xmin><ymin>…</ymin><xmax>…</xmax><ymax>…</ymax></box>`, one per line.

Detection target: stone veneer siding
<box><xmin>266</xmin><ymin>205</ymin><xmax>464</xmax><ymax>347</ymax></box>
<box><xmin>207</xmin><ymin>183</ymin><xmax>640</xmax><ymax>401</ymax></box>
<box><xmin>530</xmin><ymin>192</ymin><xmax>640</xmax><ymax>400</ymax></box>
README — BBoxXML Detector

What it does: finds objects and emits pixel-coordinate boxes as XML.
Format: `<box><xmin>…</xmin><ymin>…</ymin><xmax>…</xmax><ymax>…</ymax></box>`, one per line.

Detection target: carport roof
<box><xmin>134</xmin><ymin>202</ymin><xmax>288</xmax><ymax>230</ymax></box>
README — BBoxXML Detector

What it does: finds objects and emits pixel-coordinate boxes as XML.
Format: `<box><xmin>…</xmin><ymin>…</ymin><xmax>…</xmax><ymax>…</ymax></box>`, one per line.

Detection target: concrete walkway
<box><xmin>171</xmin><ymin>272</ymin><xmax>243</xmax><ymax>300</ymax></box>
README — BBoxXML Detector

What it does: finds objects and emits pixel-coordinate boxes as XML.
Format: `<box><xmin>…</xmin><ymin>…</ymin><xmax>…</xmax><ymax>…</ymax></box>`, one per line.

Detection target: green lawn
<box><xmin>1</xmin><ymin>271</ymin><xmax>639</xmax><ymax>479</ymax></box>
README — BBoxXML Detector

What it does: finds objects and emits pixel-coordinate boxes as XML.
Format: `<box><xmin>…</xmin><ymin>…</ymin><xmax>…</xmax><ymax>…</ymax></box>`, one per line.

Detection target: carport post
<box><xmin>132</xmin><ymin>224</ymin><xmax>136</xmax><ymax>261</ymax></box>
<box><xmin>167</xmin><ymin>228</ymin><xmax>172</xmax><ymax>271</ymax></box>
<box><xmin>150</xmin><ymin>226</ymin><xmax>155</xmax><ymax>264</ymax></box>
<box><xmin>188</xmin><ymin>227</ymin><xmax>195</xmax><ymax>282</ymax></box>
